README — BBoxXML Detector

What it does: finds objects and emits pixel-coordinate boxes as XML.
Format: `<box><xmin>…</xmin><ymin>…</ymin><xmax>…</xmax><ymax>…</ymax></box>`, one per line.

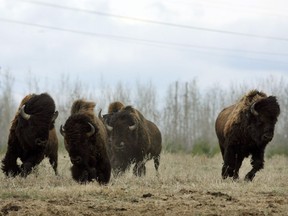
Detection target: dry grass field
<box><xmin>0</xmin><ymin>152</ymin><xmax>287</xmax><ymax>216</ymax></box>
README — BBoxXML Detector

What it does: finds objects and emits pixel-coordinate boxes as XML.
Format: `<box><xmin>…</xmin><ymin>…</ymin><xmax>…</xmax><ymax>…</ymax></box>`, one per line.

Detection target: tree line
<box><xmin>0</xmin><ymin>70</ymin><xmax>287</xmax><ymax>157</ymax></box>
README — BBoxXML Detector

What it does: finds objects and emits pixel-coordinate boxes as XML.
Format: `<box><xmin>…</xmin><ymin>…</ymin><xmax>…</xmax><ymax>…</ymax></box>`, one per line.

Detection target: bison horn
<box><xmin>87</xmin><ymin>122</ymin><xmax>96</xmax><ymax>137</ymax></box>
<box><xmin>250</xmin><ymin>102</ymin><xmax>259</xmax><ymax>116</ymax></box>
<box><xmin>98</xmin><ymin>109</ymin><xmax>104</xmax><ymax>121</ymax></box>
<box><xmin>60</xmin><ymin>125</ymin><xmax>65</xmax><ymax>136</ymax></box>
<box><xmin>19</xmin><ymin>105</ymin><xmax>31</xmax><ymax>120</ymax></box>
<box><xmin>129</xmin><ymin>124</ymin><xmax>137</xmax><ymax>131</ymax></box>
<box><xmin>106</xmin><ymin>124</ymin><xmax>113</xmax><ymax>132</ymax></box>
<box><xmin>52</xmin><ymin>111</ymin><xmax>59</xmax><ymax>122</ymax></box>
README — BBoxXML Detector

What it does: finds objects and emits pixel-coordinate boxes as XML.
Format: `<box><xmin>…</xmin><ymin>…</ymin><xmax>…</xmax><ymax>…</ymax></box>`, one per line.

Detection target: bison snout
<box><xmin>35</xmin><ymin>138</ymin><xmax>47</xmax><ymax>146</ymax></box>
<box><xmin>70</xmin><ymin>156</ymin><xmax>82</xmax><ymax>165</ymax></box>
<box><xmin>262</xmin><ymin>133</ymin><xmax>273</xmax><ymax>142</ymax></box>
<box><xmin>114</xmin><ymin>141</ymin><xmax>125</xmax><ymax>150</ymax></box>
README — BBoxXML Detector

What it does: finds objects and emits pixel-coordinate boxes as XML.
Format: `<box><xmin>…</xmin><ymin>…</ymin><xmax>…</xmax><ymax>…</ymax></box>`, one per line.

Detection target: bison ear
<box><xmin>250</xmin><ymin>102</ymin><xmax>259</xmax><ymax>116</ymax></box>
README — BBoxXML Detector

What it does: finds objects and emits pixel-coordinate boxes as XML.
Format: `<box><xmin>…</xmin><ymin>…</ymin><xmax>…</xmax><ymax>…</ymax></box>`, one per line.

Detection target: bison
<box><xmin>105</xmin><ymin>105</ymin><xmax>162</xmax><ymax>177</ymax></box>
<box><xmin>60</xmin><ymin>99</ymin><xmax>111</xmax><ymax>184</ymax></box>
<box><xmin>215</xmin><ymin>90</ymin><xmax>280</xmax><ymax>181</ymax></box>
<box><xmin>1</xmin><ymin>93</ymin><xmax>59</xmax><ymax>177</ymax></box>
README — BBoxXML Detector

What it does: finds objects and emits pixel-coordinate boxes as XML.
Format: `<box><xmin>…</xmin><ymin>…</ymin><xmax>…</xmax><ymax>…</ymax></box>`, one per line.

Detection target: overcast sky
<box><xmin>1</xmin><ymin>0</ymin><xmax>288</xmax><ymax>102</ymax></box>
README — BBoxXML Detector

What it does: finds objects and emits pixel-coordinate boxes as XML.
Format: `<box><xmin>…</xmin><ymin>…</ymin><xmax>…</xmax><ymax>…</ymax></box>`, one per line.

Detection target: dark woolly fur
<box><xmin>215</xmin><ymin>90</ymin><xmax>280</xmax><ymax>181</ymax></box>
<box><xmin>62</xmin><ymin>99</ymin><xmax>111</xmax><ymax>184</ymax></box>
<box><xmin>107</xmin><ymin>105</ymin><xmax>162</xmax><ymax>177</ymax></box>
<box><xmin>1</xmin><ymin>93</ymin><xmax>58</xmax><ymax>177</ymax></box>
<box><xmin>255</xmin><ymin>96</ymin><xmax>280</xmax><ymax>119</ymax></box>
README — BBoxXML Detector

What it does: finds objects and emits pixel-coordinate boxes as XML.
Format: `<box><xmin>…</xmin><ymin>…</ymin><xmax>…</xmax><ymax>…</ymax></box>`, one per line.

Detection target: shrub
<box><xmin>191</xmin><ymin>139</ymin><xmax>220</xmax><ymax>157</ymax></box>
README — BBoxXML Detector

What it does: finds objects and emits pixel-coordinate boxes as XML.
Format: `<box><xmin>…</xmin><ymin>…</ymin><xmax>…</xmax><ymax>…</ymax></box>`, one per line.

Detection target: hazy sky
<box><xmin>1</xmin><ymin>0</ymin><xmax>288</xmax><ymax>100</ymax></box>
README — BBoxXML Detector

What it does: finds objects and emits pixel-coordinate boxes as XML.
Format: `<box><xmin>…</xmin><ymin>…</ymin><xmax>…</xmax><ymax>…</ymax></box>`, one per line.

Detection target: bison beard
<box><xmin>215</xmin><ymin>90</ymin><xmax>280</xmax><ymax>181</ymax></box>
<box><xmin>105</xmin><ymin>105</ymin><xmax>162</xmax><ymax>177</ymax></box>
<box><xmin>1</xmin><ymin>93</ymin><xmax>59</xmax><ymax>177</ymax></box>
<box><xmin>60</xmin><ymin>99</ymin><xmax>111</xmax><ymax>184</ymax></box>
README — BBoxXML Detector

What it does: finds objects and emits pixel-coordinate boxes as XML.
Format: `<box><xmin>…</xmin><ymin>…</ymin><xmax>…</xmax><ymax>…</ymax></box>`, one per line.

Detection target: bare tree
<box><xmin>134</xmin><ymin>80</ymin><xmax>159</xmax><ymax>122</ymax></box>
<box><xmin>0</xmin><ymin>70</ymin><xmax>16</xmax><ymax>147</ymax></box>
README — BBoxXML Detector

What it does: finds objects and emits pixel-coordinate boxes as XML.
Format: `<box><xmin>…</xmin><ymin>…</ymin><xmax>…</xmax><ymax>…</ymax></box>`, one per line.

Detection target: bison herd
<box><xmin>1</xmin><ymin>89</ymin><xmax>280</xmax><ymax>183</ymax></box>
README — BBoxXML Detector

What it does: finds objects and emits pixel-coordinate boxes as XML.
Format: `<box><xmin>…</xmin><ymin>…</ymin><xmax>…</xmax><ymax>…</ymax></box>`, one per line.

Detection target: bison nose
<box><xmin>115</xmin><ymin>141</ymin><xmax>125</xmax><ymax>150</ymax></box>
<box><xmin>262</xmin><ymin>133</ymin><xmax>273</xmax><ymax>142</ymax></box>
<box><xmin>35</xmin><ymin>138</ymin><xmax>47</xmax><ymax>146</ymax></box>
<box><xmin>70</xmin><ymin>156</ymin><xmax>82</xmax><ymax>164</ymax></box>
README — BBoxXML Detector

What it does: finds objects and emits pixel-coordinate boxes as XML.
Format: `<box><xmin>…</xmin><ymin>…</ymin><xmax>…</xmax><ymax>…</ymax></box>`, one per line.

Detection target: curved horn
<box><xmin>106</xmin><ymin>124</ymin><xmax>113</xmax><ymax>132</ymax></box>
<box><xmin>98</xmin><ymin>109</ymin><xmax>104</xmax><ymax>121</ymax></box>
<box><xmin>250</xmin><ymin>102</ymin><xmax>259</xmax><ymax>116</ymax></box>
<box><xmin>129</xmin><ymin>124</ymin><xmax>137</xmax><ymax>131</ymax></box>
<box><xmin>87</xmin><ymin>122</ymin><xmax>96</xmax><ymax>137</ymax></box>
<box><xmin>52</xmin><ymin>111</ymin><xmax>59</xmax><ymax>122</ymax></box>
<box><xmin>60</xmin><ymin>125</ymin><xmax>65</xmax><ymax>136</ymax></box>
<box><xmin>19</xmin><ymin>105</ymin><xmax>31</xmax><ymax>120</ymax></box>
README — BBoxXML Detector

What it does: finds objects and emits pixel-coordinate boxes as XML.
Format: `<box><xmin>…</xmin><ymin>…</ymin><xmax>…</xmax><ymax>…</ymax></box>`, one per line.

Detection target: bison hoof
<box><xmin>244</xmin><ymin>172</ymin><xmax>255</xmax><ymax>181</ymax></box>
<box><xmin>232</xmin><ymin>174</ymin><xmax>239</xmax><ymax>181</ymax></box>
<box><xmin>20</xmin><ymin>162</ymin><xmax>33</xmax><ymax>177</ymax></box>
<box><xmin>78</xmin><ymin>170</ymin><xmax>89</xmax><ymax>183</ymax></box>
<box><xmin>221</xmin><ymin>165</ymin><xmax>234</xmax><ymax>179</ymax></box>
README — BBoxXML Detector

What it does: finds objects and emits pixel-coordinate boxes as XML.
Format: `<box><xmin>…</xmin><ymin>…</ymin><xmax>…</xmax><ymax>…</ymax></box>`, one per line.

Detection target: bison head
<box><xmin>247</xmin><ymin>96</ymin><xmax>280</xmax><ymax>146</ymax></box>
<box><xmin>105</xmin><ymin>106</ymin><xmax>139</xmax><ymax>153</ymax></box>
<box><xmin>17</xmin><ymin>93</ymin><xmax>58</xmax><ymax>148</ymax></box>
<box><xmin>60</xmin><ymin>114</ymin><xmax>97</xmax><ymax>166</ymax></box>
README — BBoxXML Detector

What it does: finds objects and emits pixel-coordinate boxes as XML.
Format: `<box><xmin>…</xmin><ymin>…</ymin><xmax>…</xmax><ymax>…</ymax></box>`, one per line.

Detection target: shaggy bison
<box><xmin>105</xmin><ymin>105</ymin><xmax>162</xmax><ymax>177</ymax></box>
<box><xmin>215</xmin><ymin>90</ymin><xmax>280</xmax><ymax>181</ymax></box>
<box><xmin>60</xmin><ymin>99</ymin><xmax>111</xmax><ymax>184</ymax></box>
<box><xmin>1</xmin><ymin>93</ymin><xmax>59</xmax><ymax>177</ymax></box>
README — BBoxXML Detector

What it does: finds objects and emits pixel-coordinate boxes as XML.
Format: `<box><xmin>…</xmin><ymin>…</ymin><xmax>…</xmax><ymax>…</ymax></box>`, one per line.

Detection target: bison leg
<box><xmin>20</xmin><ymin>162</ymin><xmax>33</xmax><ymax>177</ymax></box>
<box><xmin>94</xmin><ymin>156</ymin><xmax>111</xmax><ymax>185</ymax></box>
<box><xmin>111</xmin><ymin>159</ymin><xmax>130</xmax><ymax>177</ymax></box>
<box><xmin>71</xmin><ymin>165</ymin><xmax>89</xmax><ymax>183</ymax></box>
<box><xmin>1</xmin><ymin>137</ymin><xmax>22</xmax><ymax>177</ymax></box>
<box><xmin>153</xmin><ymin>155</ymin><xmax>160</xmax><ymax>172</ymax></box>
<box><xmin>133</xmin><ymin>161</ymin><xmax>146</xmax><ymax>177</ymax></box>
<box><xmin>222</xmin><ymin>145</ymin><xmax>237</xmax><ymax>179</ymax></box>
<box><xmin>232</xmin><ymin>154</ymin><xmax>244</xmax><ymax>180</ymax></box>
<box><xmin>48</xmin><ymin>152</ymin><xmax>58</xmax><ymax>175</ymax></box>
<box><xmin>245</xmin><ymin>150</ymin><xmax>264</xmax><ymax>181</ymax></box>
<box><xmin>20</xmin><ymin>152</ymin><xmax>45</xmax><ymax>177</ymax></box>
<box><xmin>1</xmin><ymin>151</ymin><xmax>21</xmax><ymax>177</ymax></box>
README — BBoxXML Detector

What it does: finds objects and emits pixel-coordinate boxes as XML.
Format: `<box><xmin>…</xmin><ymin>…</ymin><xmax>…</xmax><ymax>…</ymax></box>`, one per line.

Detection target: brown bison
<box><xmin>215</xmin><ymin>90</ymin><xmax>280</xmax><ymax>181</ymax></box>
<box><xmin>105</xmin><ymin>105</ymin><xmax>162</xmax><ymax>177</ymax></box>
<box><xmin>1</xmin><ymin>93</ymin><xmax>59</xmax><ymax>177</ymax></box>
<box><xmin>60</xmin><ymin>99</ymin><xmax>111</xmax><ymax>184</ymax></box>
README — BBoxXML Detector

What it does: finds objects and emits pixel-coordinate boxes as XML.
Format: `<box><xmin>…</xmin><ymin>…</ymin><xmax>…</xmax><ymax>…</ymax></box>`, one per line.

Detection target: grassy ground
<box><xmin>0</xmin><ymin>152</ymin><xmax>287</xmax><ymax>216</ymax></box>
